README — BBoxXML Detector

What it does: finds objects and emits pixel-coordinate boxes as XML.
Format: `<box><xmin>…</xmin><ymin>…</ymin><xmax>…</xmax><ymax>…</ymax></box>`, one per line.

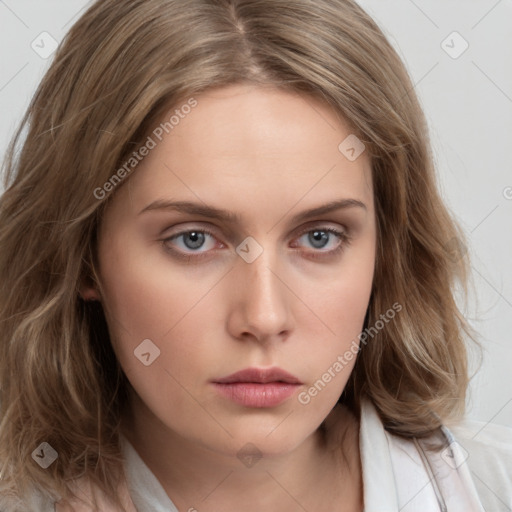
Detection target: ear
<box><xmin>79</xmin><ymin>274</ymin><xmax>101</xmax><ymax>301</ymax></box>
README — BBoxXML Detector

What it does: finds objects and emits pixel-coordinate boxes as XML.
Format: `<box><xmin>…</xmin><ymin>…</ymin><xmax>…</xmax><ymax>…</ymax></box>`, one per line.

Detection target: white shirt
<box><xmin>4</xmin><ymin>399</ymin><xmax>512</xmax><ymax>511</ymax></box>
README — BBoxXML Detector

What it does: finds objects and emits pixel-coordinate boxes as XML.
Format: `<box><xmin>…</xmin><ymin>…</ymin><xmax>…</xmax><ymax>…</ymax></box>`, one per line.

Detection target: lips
<box><xmin>212</xmin><ymin>367</ymin><xmax>302</xmax><ymax>408</ymax></box>
<box><xmin>213</xmin><ymin>367</ymin><xmax>302</xmax><ymax>385</ymax></box>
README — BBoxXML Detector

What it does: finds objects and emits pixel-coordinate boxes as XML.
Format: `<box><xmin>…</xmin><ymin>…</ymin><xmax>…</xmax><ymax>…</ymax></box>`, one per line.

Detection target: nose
<box><xmin>226</xmin><ymin>244</ymin><xmax>293</xmax><ymax>343</ymax></box>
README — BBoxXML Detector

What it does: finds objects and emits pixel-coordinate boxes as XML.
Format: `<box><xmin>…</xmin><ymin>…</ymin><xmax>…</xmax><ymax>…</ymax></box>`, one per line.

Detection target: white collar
<box><xmin>359</xmin><ymin>399</ymin><xmax>484</xmax><ymax>512</ymax></box>
<box><xmin>120</xmin><ymin>399</ymin><xmax>485</xmax><ymax>511</ymax></box>
<box><xmin>120</xmin><ymin>435</ymin><xmax>178</xmax><ymax>511</ymax></box>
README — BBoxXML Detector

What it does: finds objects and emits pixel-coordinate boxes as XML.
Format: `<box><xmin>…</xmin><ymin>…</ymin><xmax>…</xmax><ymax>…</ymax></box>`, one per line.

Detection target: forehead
<box><xmin>114</xmin><ymin>84</ymin><xmax>374</xmax><ymax>224</ymax></box>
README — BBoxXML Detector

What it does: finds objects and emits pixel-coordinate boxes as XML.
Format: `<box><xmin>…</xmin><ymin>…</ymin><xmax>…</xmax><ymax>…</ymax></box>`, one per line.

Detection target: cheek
<box><xmin>307</xmin><ymin>236</ymin><xmax>374</xmax><ymax>337</ymax></box>
<box><xmin>294</xmin><ymin>308</ymin><xmax>364</xmax><ymax>433</ymax></box>
<box><xmin>97</xmin><ymin>244</ymin><xmax>218</xmax><ymax>436</ymax></box>
<box><xmin>292</xmin><ymin>241</ymin><xmax>375</xmax><ymax>403</ymax></box>
<box><xmin>98</xmin><ymin>228</ymin><xmax>215</xmax><ymax>338</ymax></box>
<box><xmin>97</xmin><ymin>234</ymin><xmax>220</xmax><ymax>386</ymax></box>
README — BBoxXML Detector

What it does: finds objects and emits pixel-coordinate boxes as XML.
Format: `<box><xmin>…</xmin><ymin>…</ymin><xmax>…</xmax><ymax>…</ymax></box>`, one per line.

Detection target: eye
<box><xmin>161</xmin><ymin>225</ymin><xmax>351</xmax><ymax>262</ymax></box>
<box><xmin>294</xmin><ymin>227</ymin><xmax>344</xmax><ymax>250</ymax></box>
<box><xmin>163</xmin><ymin>228</ymin><xmax>219</xmax><ymax>258</ymax></box>
<box><xmin>291</xmin><ymin>226</ymin><xmax>350</xmax><ymax>259</ymax></box>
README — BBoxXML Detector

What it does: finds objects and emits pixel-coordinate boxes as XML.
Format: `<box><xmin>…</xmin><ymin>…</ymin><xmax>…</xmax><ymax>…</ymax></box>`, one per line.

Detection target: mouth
<box><xmin>211</xmin><ymin>367</ymin><xmax>302</xmax><ymax>408</ymax></box>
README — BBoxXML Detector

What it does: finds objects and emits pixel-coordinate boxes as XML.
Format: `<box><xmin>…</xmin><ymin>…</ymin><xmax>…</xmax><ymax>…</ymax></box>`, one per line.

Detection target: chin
<box><xmin>201</xmin><ymin>420</ymin><xmax>320</xmax><ymax>462</ymax></box>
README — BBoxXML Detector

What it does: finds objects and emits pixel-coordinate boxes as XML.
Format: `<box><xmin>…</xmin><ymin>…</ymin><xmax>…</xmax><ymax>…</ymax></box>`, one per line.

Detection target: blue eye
<box><xmin>164</xmin><ymin>229</ymin><xmax>218</xmax><ymax>254</ymax></box>
<box><xmin>291</xmin><ymin>227</ymin><xmax>350</xmax><ymax>261</ymax></box>
<box><xmin>162</xmin><ymin>226</ymin><xmax>350</xmax><ymax>262</ymax></box>
<box><xmin>296</xmin><ymin>228</ymin><xmax>344</xmax><ymax>251</ymax></box>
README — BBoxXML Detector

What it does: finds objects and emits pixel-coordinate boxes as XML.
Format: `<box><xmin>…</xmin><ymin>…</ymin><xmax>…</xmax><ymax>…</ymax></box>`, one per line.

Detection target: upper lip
<box><xmin>213</xmin><ymin>367</ymin><xmax>302</xmax><ymax>384</ymax></box>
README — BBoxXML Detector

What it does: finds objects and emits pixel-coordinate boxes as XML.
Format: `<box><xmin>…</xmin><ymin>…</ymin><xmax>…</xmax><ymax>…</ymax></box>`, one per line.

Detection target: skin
<box><xmin>81</xmin><ymin>83</ymin><xmax>376</xmax><ymax>512</ymax></box>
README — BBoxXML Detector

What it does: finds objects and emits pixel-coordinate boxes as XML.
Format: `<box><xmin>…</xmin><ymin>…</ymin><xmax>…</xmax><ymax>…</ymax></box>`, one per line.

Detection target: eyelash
<box><xmin>161</xmin><ymin>225</ymin><xmax>352</xmax><ymax>263</ymax></box>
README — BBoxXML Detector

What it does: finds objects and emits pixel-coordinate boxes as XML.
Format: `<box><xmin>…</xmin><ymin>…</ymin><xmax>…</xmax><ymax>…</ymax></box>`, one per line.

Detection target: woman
<box><xmin>0</xmin><ymin>0</ymin><xmax>510</xmax><ymax>511</ymax></box>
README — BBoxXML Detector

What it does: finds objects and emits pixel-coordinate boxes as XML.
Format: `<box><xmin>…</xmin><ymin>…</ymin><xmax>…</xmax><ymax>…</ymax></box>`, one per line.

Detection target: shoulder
<box><xmin>54</xmin><ymin>476</ymin><xmax>137</xmax><ymax>512</ymax></box>
<box><xmin>448</xmin><ymin>416</ymin><xmax>512</xmax><ymax>456</ymax></box>
<box><xmin>0</xmin><ymin>486</ymin><xmax>56</xmax><ymax>512</ymax></box>
<box><xmin>0</xmin><ymin>475</ymin><xmax>137</xmax><ymax>512</ymax></box>
<box><xmin>448</xmin><ymin>418</ymin><xmax>512</xmax><ymax>509</ymax></box>
<box><xmin>360</xmin><ymin>399</ymin><xmax>512</xmax><ymax>511</ymax></box>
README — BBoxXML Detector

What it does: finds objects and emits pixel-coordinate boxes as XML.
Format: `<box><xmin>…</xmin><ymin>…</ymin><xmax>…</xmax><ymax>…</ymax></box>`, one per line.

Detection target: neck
<box><xmin>121</xmin><ymin>395</ymin><xmax>363</xmax><ymax>512</ymax></box>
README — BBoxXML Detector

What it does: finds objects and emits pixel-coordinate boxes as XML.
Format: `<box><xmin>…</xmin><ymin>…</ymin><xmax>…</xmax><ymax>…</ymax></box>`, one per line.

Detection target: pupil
<box><xmin>185</xmin><ymin>232</ymin><xmax>204</xmax><ymax>249</ymax></box>
<box><xmin>310</xmin><ymin>231</ymin><xmax>328</xmax><ymax>248</ymax></box>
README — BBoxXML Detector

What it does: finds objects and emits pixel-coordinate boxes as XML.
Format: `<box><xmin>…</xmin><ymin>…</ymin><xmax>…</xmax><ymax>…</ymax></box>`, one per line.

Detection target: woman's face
<box><xmin>92</xmin><ymin>84</ymin><xmax>376</xmax><ymax>459</ymax></box>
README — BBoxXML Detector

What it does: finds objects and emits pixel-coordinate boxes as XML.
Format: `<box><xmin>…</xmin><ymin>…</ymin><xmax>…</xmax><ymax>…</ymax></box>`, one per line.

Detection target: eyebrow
<box><xmin>138</xmin><ymin>198</ymin><xmax>367</xmax><ymax>224</ymax></box>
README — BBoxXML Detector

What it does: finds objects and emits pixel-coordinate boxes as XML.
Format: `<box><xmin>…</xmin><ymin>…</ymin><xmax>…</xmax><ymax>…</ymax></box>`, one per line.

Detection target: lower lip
<box><xmin>212</xmin><ymin>382</ymin><xmax>301</xmax><ymax>408</ymax></box>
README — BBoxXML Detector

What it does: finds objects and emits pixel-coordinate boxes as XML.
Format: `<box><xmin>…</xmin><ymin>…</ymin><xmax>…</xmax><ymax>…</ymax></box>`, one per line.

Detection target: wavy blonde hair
<box><xmin>0</xmin><ymin>0</ymin><xmax>477</xmax><ymax>509</ymax></box>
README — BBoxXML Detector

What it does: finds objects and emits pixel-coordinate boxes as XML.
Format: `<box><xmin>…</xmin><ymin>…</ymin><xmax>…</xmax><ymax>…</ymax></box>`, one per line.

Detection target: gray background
<box><xmin>0</xmin><ymin>0</ymin><xmax>511</xmax><ymax>427</ymax></box>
